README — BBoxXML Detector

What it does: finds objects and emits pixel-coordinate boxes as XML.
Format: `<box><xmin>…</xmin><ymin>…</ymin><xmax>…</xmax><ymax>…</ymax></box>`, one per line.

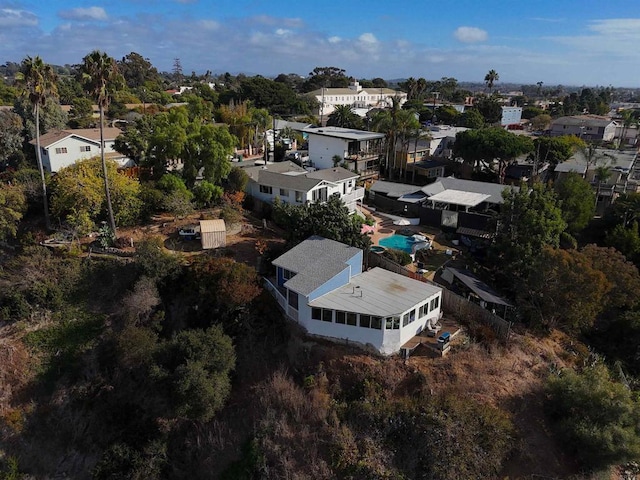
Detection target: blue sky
<box><xmin>2</xmin><ymin>0</ymin><xmax>640</xmax><ymax>87</ymax></box>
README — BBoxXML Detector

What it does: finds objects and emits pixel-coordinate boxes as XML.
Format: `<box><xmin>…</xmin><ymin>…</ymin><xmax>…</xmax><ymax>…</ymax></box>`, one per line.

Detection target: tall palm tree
<box><xmin>79</xmin><ymin>50</ymin><xmax>123</xmax><ymax>236</ymax></box>
<box><xmin>15</xmin><ymin>56</ymin><xmax>58</xmax><ymax>230</ymax></box>
<box><xmin>484</xmin><ymin>69</ymin><xmax>499</xmax><ymax>94</ymax></box>
<box><xmin>594</xmin><ymin>165</ymin><xmax>612</xmax><ymax>209</ymax></box>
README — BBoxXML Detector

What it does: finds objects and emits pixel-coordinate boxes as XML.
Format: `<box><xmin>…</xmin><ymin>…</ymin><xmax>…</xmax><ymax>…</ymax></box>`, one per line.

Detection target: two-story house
<box><xmin>303</xmin><ymin>126</ymin><xmax>385</xmax><ymax>179</ymax></box>
<box><xmin>550</xmin><ymin>115</ymin><xmax>618</xmax><ymax>142</ymax></box>
<box><xmin>30</xmin><ymin>127</ymin><xmax>132</xmax><ymax>173</ymax></box>
<box><xmin>265</xmin><ymin>236</ymin><xmax>443</xmax><ymax>355</ymax></box>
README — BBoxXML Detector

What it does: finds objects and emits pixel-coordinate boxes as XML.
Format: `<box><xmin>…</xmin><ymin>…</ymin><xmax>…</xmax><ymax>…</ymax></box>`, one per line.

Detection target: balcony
<box><xmin>342</xmin><ymin>187</ymin><xmax>365</xmax><ymax>205</ymax></box>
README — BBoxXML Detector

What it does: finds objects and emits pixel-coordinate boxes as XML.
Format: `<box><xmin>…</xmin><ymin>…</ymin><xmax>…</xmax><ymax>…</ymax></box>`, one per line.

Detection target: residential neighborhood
<box><xmin>2</xmin><ymin>4</ymin><xmax>640</xmax><ymax>478</ymax></box>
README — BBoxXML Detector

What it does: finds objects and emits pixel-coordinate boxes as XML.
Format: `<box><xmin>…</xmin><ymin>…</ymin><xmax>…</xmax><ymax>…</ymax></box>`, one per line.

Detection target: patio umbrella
<box><xmin>393</xmin><ymin>218</ymin><xmax>411</xmax><ymax>226</ymax></box>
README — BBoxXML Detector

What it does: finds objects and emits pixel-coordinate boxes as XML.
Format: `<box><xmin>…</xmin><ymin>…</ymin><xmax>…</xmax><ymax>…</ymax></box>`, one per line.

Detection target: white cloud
<box><xmin>59</xmin><ymin>7</ymin><xmax>108</xmax><ymax>21</ymax></box>
<box><xmin>358</xmin><ymin>32</ymin><xmax>378</xmax><ymax>45</ymax></box>
<box><xmin>275</xmin><ymin>28</ymin><xmax>290</xmax><ymax>36</ymax></box>
<box><xmin>198</xmin><ymin>20</ymin><xmax>219</xmax><ymax>30</ymax></box>
<box><xmin>0</xmin><ymin>8</ymin><xmax>38</xmax><ymax>27</ymax></box>
<box><xmin>453</xmin><ymin>26</ymin><xmax>488</xmax><ymax>43</ymax></box>
<box><xmin>328</xmin><ymin>36</ymin><xmax>341</xmax><ymax>43</ymax></box>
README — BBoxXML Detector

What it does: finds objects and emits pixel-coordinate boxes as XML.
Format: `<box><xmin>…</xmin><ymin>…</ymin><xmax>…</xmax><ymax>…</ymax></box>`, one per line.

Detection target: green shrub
<box><xmin>546</xmin><ymin>363</ymin><xmax>640</xmax><ymax>469</ymax></box>
<box><xmin>382</xmin><ymin>248</ymin><xmax>412</xmax><ymax>266</ymax></box>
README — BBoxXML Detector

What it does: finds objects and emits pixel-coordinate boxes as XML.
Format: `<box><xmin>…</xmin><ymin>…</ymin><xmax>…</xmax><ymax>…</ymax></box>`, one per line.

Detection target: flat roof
<box><xmin>303</xmin><ymin>126</ymin><xmax>385</xmax><ymax>142</ymax></box>
<box><xmin>427</xmin><ymin>190</ymin><xmax>491</xmax><ymax>207</ymax></box>
<box><xmin>309</xmin><ymin>267</ymin><xmax>442</xmax><ymax>317</ymax></box>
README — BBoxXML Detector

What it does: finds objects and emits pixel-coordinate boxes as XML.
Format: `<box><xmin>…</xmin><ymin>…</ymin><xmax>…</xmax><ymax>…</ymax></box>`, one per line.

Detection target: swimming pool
<box><xmin>379</xmin><ymin>234</ymin><xmax>425</xmax><ymax>253</ymax></box>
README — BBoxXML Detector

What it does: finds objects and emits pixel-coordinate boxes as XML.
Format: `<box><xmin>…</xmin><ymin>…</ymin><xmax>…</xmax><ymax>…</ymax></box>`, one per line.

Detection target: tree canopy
<box><xmin>272</xmin><ymin>195</ymin><xmax>371</xmax><ymax>250</ymax></box>
<box><xmin>554</xmin><ymin>172</ymin><xmax>595</xmax><ymax>234</ymax></box>
<box><xmin>490</xmin><ymin>182</ymin><xmax>566</xmax><ymax>285</ymax></box>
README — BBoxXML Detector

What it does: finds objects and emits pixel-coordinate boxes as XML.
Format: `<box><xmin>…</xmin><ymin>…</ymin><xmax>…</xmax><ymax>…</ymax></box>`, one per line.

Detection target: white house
<box><xmin>244</xmin><ymin>163</ymin><xmax>364</xmax><ymax>212</ymax></box>
<box><xmin>303</xmin><ymin>126</ymin><xmax>385</xmax><ymax>178</ymax></box>
<box><xmin>501</xmin><ymin>106</ymin><xmax>523</xmax><ymax>127</ymax></box>
<box><xmin>266</xmin><ymin>236</ymin><xmax>443</xmax><ymax>355</ymax></box>
<box><xmin>550</xmin><ymin>115</ymin><xmax>618</xmax><ymax>142</ymax></box>
<box><xmin>307</xmin><ymin>81</ymin><xmax>408</xmax><ymax>120</ymax></box>
<box><xmin>30</xmin><ymin>127</ymin><xmax>133</xmax><ymax>173</ymax></box>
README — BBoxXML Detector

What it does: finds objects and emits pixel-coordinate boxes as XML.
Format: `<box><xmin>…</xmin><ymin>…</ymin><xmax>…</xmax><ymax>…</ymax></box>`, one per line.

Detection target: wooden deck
<box><xmin>400</xmin><ymin>317</ymin><xmax>462</xmax><ymax>358</ymax></box>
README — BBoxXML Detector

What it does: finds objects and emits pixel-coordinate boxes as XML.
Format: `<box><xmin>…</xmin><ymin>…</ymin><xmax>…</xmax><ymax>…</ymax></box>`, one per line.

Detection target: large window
<box><xmin>347</xmin><ymin>312</ymin><xmax>357</xmax><ymax>326</ymax></box>
<box><xmin>259</xmin><ymin>185</ymin><xmax>273</xmax><ymax>194</ymax></box>
<box><xmin>55</xmin><ymin>147</ymin><xmax>67</xmax><ymax>154</ymax></box>
<box><xmin>312</xmin><ymin>307</ymin><xmax>333</xmax><ymax>322</ymax></box>
<box><xmin>336</xmin><ymin>311</ymin><xmax>346</xmax><ymax>324</ymax></box>
<box><xmin>312</xmin><ymin>187</ymin><xmax>328</xmax><ymax>203</ymax></box>
<box><xmin>385</xmin><ymin>316</ymin><xmax>400</xmax><ymax>330</ymax></box>
<box><xmin>295</xmin><ymin>191</ymin><xmax>303</xmax><ymax>202</ymax></box>
<box><xmin>279</xmin><ymin>188</ymin><xmax>289</xmax><ymax>197</ymax></box>
<box><xmin>430</xmin><ymin>296</ymin><xmax>440</xmax><ymax>311</ymax></box>
<box><xmin>360</xmin><ymin>314</ymin><xmax>382</xmax><ymax>330</ymax></box>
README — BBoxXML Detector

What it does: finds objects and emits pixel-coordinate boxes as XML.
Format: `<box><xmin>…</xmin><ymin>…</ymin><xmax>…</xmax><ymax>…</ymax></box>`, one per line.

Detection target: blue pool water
<box><xmin>379</xmin><ymin>234</ymin><xmax>416</xmax><ymax>253</ymax></box>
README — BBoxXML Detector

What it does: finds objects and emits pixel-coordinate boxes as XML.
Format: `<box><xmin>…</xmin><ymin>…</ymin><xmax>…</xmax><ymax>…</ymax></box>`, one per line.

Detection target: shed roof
<box><xmin>309</xmin><ymin>267</ymin><xmax>442</xmax><ymax>317</ymax></box>
<box><xmin>446</xmin><ymin>267</ymin><xmax>512</xmax><ymax>306</ymax></box>
<box><xmin>370</xmin><ymin>180</ymin><xmax>422</xmax><ymax>198</ymax></box>
<box><xmin>200</xmin><ymin>219</ymin><xmax>226</xmax><ymax>233</ymax></box>
<box><xmin>272</xmin><ymin>236</ymin><xmax>361</xmax><ymax>296</ymax></box>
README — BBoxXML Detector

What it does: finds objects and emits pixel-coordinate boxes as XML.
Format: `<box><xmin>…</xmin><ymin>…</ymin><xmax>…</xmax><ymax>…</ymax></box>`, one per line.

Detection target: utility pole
<box><xmin>431</xmin><ymin>91</ymin><xmax>440</xmax><ymax>124</ymax></box>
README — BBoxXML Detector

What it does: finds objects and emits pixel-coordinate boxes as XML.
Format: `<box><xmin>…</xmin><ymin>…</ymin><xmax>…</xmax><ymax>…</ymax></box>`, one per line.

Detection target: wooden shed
<box><xmin>199</xmin><ymin>219</ymin><xmax>226</xmax><ymax>250</ymax></box>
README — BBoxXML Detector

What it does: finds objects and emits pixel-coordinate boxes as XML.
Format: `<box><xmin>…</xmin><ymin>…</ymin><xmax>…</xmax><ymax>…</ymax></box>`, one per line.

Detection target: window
<box><xmin>80</xmin><ymin>146</ymin><xmax>91</xmax><ymax>152</ymax></box>
<box><xmin>295</xmin><ymin>191</ymin><xmax>303</xmax><ymax>202</ymax></box>
<box><xmin>347</xmin><ymin>312</ymin><xmax>357</xmax><ymax>326</ymax></box>
<box><xmin>430</xmin><ymin>296</ymin><xmax>440</xmax><ymax>311</ymax></box>
<box><xmin>360</xmin><ymin>314</ymin><xmax>371</xmax><ymax>328</ymax></box>
<box><xmin>288</xmin><ymin>291</ymin><xmax>298</xmax><ymax>310</ymax></box>
<box><xmin>312</xmin><ymin>307</ymin><xmax>322</xmax><ymax>320</ymax></box>
<box><xmin>419</xmin><ymin>303</ymin><xmax>428</xmax><ymax>318</ymax></box>
<box><xmin>279</xmin><ymin>188</ymin><xmax>289</xmax><ymax>197</ymax></box>
<box><xmin>371</xmin><ymin>316</ymin><xmax>382</xmax><ymax>330</ymax></box>
<box><xmin>312</xmin><ymin>187</ymin><xmax>328</xmax><ymax>203</ymax></box>
<box><xmin>282</xmin><ymin>268</ymin><xmax>295</xmax><ymax>280</ymax></box>
<box><xmin>402</xmin><ymin>313</ymin><xmax>410</xmax><ymax>327</ymax></box>
<box><xmin>55</xmin><ymin>147</ymin><xmax>67</xmax><ymax>154</ymax></box>
<box><xmin>259</xmin><ymin>185</ymin><xmax>272</xmax><ymax>194</ymax></box>
<box><xmin>336</xmin><ymin>311</ymin><xmax>346</xmax><ymax>324</ymax></box>
<box><xmin>385</xmin><ymin>316</ymin><xmax>400</xmax><ymax>330</ymax></box>
<box><xmin>322</xmin><ymin>309</ymin><xmax>333</xmax><ymax>322</ymax></box>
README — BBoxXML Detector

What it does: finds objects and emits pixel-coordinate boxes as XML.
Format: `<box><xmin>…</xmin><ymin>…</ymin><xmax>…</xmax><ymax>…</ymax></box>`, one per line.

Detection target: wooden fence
<box><xmin>367</xmin><ymin>251</ymin><xmax>511</xmax><ymax>342</ymax></box>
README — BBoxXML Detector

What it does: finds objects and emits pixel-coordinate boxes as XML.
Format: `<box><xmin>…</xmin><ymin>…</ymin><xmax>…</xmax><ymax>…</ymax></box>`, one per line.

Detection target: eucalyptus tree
<box><xmin>15</xmin><ymin>56</ymin><xmax>58</xmax><ymax>230</ymax></box>
<box><xmin>79</xmin><ymin>50</ymin><xmax>124</xmax><ymax>236</ymax></box>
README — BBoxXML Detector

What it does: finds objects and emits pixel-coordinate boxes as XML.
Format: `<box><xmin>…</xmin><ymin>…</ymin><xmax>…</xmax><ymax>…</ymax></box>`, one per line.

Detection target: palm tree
<box><xmin>484</xmin><ymin>69</ymin><xmax>499</xmax><ymax>94</ymax></box>
<box><xmin>15</xmin><ymin>56</ymin><xmax>58</xmax><ymax>230</ymax></box>
<box><xmin>594</xmin><ymin>165</ymin><xmax>612</xmax><ymax>209</ymax></box>
<box><xmin>79</xmin><ymin>50</ymin><xmax>123</xmax><ymax>236</ymax></box>
<box><xmin>619</xmin><ymin>109</ymin><xmax>636</xmax><ymax>150</ymax></box>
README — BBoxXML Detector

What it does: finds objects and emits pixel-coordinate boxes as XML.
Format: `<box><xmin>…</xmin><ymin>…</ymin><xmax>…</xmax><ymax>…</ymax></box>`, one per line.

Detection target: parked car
<box><xmin>178</xmin><ymin>225</ymin><xmax>200</xmax><ymax>240</ymax></box>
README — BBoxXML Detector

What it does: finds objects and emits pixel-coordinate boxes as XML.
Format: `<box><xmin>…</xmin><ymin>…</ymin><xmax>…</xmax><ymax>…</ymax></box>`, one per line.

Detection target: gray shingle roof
<box><xmin>552</xmin><ymin>115</ymin><xmax>616</xmax><ymax>128</ymax></box>
<box><xmin>421</xmin><ymin>177</ymin><xmax>518</xmax><ymax>204</ymax></box>
<box><xmin>272</xmin><ymin>236</ymin><xmax>362</xmax><ymax>296</ymax></box>
<box><xmin>242</xmin><ymin>161</ymin><xmax>306</xmax><ymax>182</ymax></box>
<box><xmin>305</xmin><ymin>167</ymin><xmax>359</xmax><ymax>182</ymax></box>
<box><xmin>257</xmin><ymin>170</ymin><xmax>322</xmax><ymax>191</ymax></box>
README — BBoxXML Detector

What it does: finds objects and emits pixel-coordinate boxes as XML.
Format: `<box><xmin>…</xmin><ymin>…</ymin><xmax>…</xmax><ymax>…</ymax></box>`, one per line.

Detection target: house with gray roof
<box><xmin>245</xmin><ymin>165</ymin><xmax>364</xmax><ymax>212</ymax></box>
<box><xmin>550</xmin><ymin>115</ymin><xmax>618</xmax><ymax>142</ymax></box>
<box><xmin>267</xmin><ymin>236</ymin><xmax>442</xmax><ymax>355</ymax></box>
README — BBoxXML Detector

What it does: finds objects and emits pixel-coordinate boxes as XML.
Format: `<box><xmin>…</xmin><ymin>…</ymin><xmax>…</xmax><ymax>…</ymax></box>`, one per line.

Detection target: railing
<box><xmin>264</xmin><ymin>277</ymin><xmax>299</xmax><ymax>323</ymax></box>
<box><xmin>342</xmin><ymin>187</ymin><xmax>365</xmax><ymax>205</ymax></box>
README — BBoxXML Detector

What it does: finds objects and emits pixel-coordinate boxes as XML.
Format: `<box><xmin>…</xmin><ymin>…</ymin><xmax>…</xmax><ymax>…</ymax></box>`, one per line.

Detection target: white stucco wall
<box><xmin>308</xmin><ymin>134</ymin><xmax>349</xmax><ymax>169</ymax></box>
<box><xmin>44</xmin><ymin>136</ymin><xmax>118</xmax><ymax>172</ymax></box>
